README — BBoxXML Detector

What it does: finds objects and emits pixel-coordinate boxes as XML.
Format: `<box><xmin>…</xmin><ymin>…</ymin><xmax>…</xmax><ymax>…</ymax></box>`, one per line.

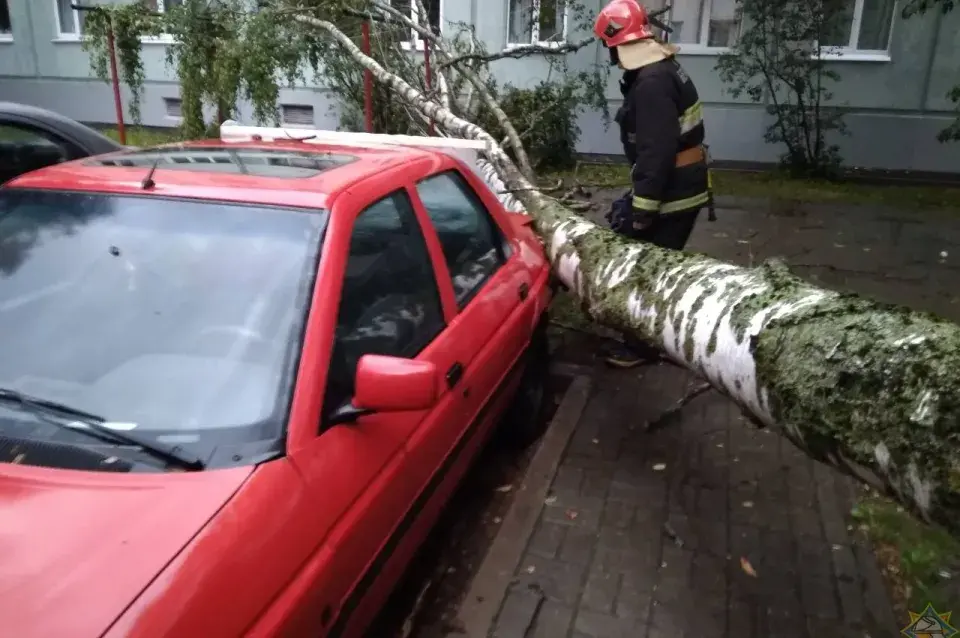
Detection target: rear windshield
<box><xmin>0</xmin><ymin>189</ymin><xmax>324</xmax><ymax>447</ymax></box>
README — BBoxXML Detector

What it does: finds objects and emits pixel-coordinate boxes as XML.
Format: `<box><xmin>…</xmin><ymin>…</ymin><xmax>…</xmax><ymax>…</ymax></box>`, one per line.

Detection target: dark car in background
<box><xmin>0</xmin><ymin>102</ymin><xmax>123</xmax><ymax>185</ymax></box>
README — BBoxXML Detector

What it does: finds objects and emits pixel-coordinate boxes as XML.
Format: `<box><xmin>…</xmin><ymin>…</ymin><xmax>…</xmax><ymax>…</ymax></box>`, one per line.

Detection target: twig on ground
<box><xmin>645</xmin><ymin>382</ymin><xmax>713</xmax><ymax>432</ymax></box>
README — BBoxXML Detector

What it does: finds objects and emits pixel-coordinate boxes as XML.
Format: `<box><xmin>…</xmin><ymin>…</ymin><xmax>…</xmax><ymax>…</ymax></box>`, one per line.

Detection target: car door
<box><xmin>273</xmin><ymin>184</ymin><xmax>473</xmax><ymax>637</ymax></box>
<box><xmin>0</xmin><ymin>121</ymin><xmax>84</xmax><ymax>185</ymax></box>
<box><xmin>399</xmin><ymin>167</ymin><xmax>538</xmax><ymax>504</ymax></box>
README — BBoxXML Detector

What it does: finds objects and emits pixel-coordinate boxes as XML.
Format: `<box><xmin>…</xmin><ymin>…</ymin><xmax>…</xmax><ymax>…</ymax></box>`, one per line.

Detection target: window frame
<box><xmin>0</xmin><ymin>0</ymin><xmax>13</xmax><ymax>40</ymax></box>
<box><xmin>322</xmin><ymin>187</ymin><xmax>448</xmax><ymax>421</ymax></box>
<box><xmin>656</xmin><ymin>0</ymin><xmax>742</xmax><ymax>54</ymax></box>
<box><xmin>53</xmin><ymin>0</ymin><xmax>83</xmax><ymax>40</ymax></box>
<box><xmin>387</xmin><ymin>0</ymin><xmax>443</xmax><ymax>52</ymax></box>
<box><xmin>505</xmin><ymin>0</ymin><xmax>570</xmax><ymax>48</ymax></box>
<box><xmin>139</xmin><ymin>0</ymin><xmax>182</xmax><ymax>45</ymax></box>
<box><xmin>413</xmin><ymin>169</ymin><xmax>509</xmax><ymax>311</ymax></box>
<box><xmin>816</xmin><ymin>0</ymin><xmax>896</xmax><ymax>60</ymax></box>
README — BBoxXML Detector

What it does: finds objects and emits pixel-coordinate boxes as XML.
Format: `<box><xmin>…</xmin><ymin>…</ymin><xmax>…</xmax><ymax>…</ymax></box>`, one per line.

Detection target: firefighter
<box><xmin>594</xmin><ymin>0</ymin><xmax>712</xmax><ymax>369</ymax></box>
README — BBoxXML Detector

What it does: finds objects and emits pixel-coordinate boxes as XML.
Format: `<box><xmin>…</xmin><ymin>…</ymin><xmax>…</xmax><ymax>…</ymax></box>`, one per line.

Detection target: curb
<box><xmin>455</xmin><ymin>374</ymin><xmax>594</xmax><ymax>638</ymax></box>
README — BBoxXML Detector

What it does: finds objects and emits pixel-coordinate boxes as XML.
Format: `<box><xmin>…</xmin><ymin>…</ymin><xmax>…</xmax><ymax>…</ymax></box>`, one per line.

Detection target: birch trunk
<box><xmin>305</xmin><ymin>13</ymin><xmax>960</xmax><ymax>536</ymax></box>
<box><xmin>527</xmin><ymin>197</ymin><xmax>960</xmax><ymax>536</ymax></box>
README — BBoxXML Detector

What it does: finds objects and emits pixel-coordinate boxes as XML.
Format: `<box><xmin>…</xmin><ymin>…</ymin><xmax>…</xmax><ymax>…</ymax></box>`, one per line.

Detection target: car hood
<box><xmin>0</xmin><ymin>463</ymin><xmax>253</xmax><ymax>638</ymax></box>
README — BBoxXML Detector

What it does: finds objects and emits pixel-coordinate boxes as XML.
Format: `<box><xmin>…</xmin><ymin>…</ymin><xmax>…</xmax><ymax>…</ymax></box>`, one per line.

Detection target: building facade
<box><xmin>2</xmin><ymin>0</ymin><xmax>960</xmax><ymax>173</ymax></box>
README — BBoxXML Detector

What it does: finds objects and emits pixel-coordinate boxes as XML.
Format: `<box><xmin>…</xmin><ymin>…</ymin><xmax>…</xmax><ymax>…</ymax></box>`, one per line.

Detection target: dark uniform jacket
<box><xmin>615</xmin><ymin>57</ymin><xmax>710</xmax><ymax>217</ymax></box>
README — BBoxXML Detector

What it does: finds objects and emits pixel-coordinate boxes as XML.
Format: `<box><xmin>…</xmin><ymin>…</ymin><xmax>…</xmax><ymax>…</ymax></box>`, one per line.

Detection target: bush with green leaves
<box><xmin>475</xmin><ymin>81</ymin><xmax>585</xmax><ymax>172</ymax></box>
<box><xmin>715</xmin><ymin>0</ymin><xmax>850</xmax><ymax>177</ymax></box>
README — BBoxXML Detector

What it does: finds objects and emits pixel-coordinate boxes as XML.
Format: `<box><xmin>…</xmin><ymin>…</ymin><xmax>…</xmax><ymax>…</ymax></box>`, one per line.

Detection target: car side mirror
<box><xmin>355</xmin><ymin>354</ymin><xmax>439</xmax><ymax>412</ymax></box>
<box><xmin>327</xmin><ymin>354</ymin><xmax>439</xmax><ymax>426</ymax></box>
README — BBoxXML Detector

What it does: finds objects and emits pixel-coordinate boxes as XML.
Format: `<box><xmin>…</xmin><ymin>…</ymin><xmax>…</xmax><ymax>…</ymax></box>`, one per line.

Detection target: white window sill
<box><xmin>0</xmin><ymin>34</ymin><xmax>13</xmax><ymax>43</ymax></box>
<box><xmin>141</xmin><ymin>35</ymin><xmax>175</xmax><ymax>45</ymax></box>
<box><xmin>673</xmin><ymin>44</ymin><xmax>733</xmax><ymax>55</ymax></box>
<box><xmin>52</xmin><ymin>35</ymin><xmax>82</xmax><ymax>43</ymax></box>
<box><xmin>504</xmin><ymin>41</ymin><xmax>569</xmax><ymax>50</ymax></box>
<box><xmin>818</xmin><ymin>49</ymin><xmax>891</xmax><ymax>62</ymax></box>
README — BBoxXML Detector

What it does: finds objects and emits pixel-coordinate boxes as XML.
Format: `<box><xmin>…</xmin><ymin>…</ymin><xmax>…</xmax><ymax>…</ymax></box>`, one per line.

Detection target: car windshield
<box><xmin>0</xmin><ymin>189</ymin><xmax>324</xmax><ymax>448</ymax></box>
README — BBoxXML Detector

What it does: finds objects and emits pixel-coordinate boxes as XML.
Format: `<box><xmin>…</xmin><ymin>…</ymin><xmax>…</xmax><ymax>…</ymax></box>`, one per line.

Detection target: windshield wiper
<box><xmin>0</xmin><ymin>388</ymin><xmax>205</xmax><ymax>471</ymax></box>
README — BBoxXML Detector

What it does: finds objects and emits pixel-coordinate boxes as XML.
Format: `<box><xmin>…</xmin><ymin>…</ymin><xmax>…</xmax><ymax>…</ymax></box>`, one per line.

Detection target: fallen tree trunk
<box><xmin>304</xmin><ymin>13</ymin><xmax>960</xmax><ymax>536</ymax></box>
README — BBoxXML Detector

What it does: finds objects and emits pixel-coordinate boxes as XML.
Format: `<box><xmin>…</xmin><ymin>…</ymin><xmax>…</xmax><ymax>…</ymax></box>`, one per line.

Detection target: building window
<box><xmin>0</xmin><ymin>0</ymin><xmax>12</xmax><ymax>36</ymax></box>
<box><xmin>820</xmin><ymin>0</ymin><xmax>896</xmax><ymax>52</ymax></box>
<box><xmin>55</xmin><ymin>0</ymin><xmax>86</xmax><ymax>37</ymax></box>
<box><xmin>281</xmin><ymin>104</ymin><xmax>315</xmax><ymax>127</ymax></box>
<box><xmin>646</xmin><ymin>0</ymin><xmax>739</xmax><ymax>49</ymax></box>
<box><xmin>388</xmin><ymin>0</ymin><xmax>441</xmax><ymax>49</ymax></box>
<box><xmin>507</xmin><ymin>0</ymin><xmax>567</xmax><ymax>45</ymax></box>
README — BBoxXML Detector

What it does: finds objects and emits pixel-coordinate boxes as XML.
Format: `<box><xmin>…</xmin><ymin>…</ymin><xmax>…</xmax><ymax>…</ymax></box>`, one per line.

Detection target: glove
<box><xmin>606</xmin><ymin>190</ymin><xmax>632</xmax><ymax>230</ymax></box>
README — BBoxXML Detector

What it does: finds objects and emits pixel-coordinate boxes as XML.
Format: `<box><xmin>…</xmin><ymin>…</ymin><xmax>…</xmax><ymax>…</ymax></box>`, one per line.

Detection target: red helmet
<box><xmin>594</xmin><ymin>0</ymin><xmax>655</xmax><ymax>48</ymax></box>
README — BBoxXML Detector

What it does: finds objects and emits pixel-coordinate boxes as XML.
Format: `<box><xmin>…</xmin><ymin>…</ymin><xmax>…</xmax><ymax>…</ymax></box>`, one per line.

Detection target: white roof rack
<box><xmin>218</xmin><ymin>121</ymin><xmax>525</xmax><ymax>213</ymax></box>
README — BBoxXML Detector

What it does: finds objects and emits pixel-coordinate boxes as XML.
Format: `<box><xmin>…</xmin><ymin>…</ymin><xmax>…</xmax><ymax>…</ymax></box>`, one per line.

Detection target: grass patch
<box><xmin>851</xmin><ymin>495</ymin><xmax>960</xmax><ymax>615</ymax></box>
<box><xmin>544</xmin><ymin>163</ymin><xmax>960</xmax><ymax>212</ymax></box>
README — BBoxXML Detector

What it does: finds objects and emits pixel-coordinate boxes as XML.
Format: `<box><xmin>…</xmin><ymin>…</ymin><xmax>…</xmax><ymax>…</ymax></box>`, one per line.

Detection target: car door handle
<box><xmin>446</xmin><ymin>362</ymin><xmax>464</xmax><ymax>389</ymax></box>
<box><xmin>518</xmin><ymin>282</ymin><xmax>529</xmax><ymax>301</ymax></box>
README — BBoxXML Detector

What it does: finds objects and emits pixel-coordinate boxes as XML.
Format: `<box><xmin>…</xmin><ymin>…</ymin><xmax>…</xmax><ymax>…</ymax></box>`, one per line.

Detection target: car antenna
<box><xmin>141</xmin><ymin>154</ymin><xmax>162</xmax><ymax>190</ymax></box>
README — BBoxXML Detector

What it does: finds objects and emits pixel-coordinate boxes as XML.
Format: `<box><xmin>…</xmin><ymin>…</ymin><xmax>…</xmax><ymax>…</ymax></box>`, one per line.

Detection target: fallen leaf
<box><xmin>740</xmin><ymin>556</ymin><xmax>757</xmax><ymax>577</ymax></box>
<box><xmin>591</xmin><ymin>438</ymin><xmax>599</xmax><ymax>444</ymax></box>
<box><xmin>653</xmin><ymin>463</ymin><xmax>667</xmax><ymax>471</ymax></box>
<box><xmin>525</xmin><ymin>565</ymin><xmax>536</xmax><ymax>574</ymax></box>
<box><xmin>493</xmin><ymin>516</ymin><xmax>502</xmax><ymax>524</ymax></box>
<box><xmin>544</xmin><ymin>495</ymin><xmax>557</xmax><ymax>505</ymax></box>
<box><xmin>495</xmin><ymin>484</ymin><xmax>513</xmax><ymax>493</ymax></box>
<box><xmin>736</xmin><ymin>239</ymin><xmax>750</xmax><ymax>244</ymax></box>
<box><xmin>742</xmin><ymin>501</ymin><xmax>754</xmax><ymax>508</ymax></box>
<box><xmin>714</xmin><ymin>232</ymin><xmax>729</xmax><ymax>238</ymax></box>
<box><xmin>565</xmin><ymin>509</ymin><xmax>579</xmax><ymax>520</ymax></box>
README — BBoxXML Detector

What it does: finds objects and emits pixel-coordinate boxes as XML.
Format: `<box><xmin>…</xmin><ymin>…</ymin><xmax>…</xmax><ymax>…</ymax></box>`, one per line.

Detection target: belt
<box><xmin>675</xmin><ymin>145</ymin><xmax>705</xmax><ymax>168</ymax></box>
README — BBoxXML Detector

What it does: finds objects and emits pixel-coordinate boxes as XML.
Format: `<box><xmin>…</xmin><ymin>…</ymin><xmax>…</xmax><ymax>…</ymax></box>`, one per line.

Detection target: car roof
<box><xmin>0</xmin><ymin>101</ymin><xmax>122</xmax><ymax>155</ymax></box>
<box><xmin>3</xmin><ymin>139</ymin><xmax>439</xmax><ymax>209</ymax></box>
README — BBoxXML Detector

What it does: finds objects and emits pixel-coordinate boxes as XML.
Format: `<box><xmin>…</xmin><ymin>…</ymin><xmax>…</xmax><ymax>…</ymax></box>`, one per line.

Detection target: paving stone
<box><xmin>574</xmin><ymin>608</ymin><xmax>648</xmax><ymax>638</ymax></box>
<box><xmin>492</xmin><ymin>587</ymin><xmax>545</xmax><ymax>637</ymax></box>
<box><xmin>527</xmin><ymin>520</ymin><xmax>566</xmax><ymax>559</ymax></box>
<box><xmin>512</xmin><ymin>554</ymin><xmax>587</xmax><ymax>606</ymax></box>
<box><xmin>558</xmin><ymin>527</ymin><xmax>596</xmax><ymax>566</ymax></box>
<box><xmin>542</xmin><ymin>493</ymin><xmax>604</xmax><ymax>532</ymax></box>
<box><xmin>580</xmin><ymin>568</ymin><xmax>620</xmax><ymax>614</ymax></box>
<box><xmin>528</xmin><ymin>600</ymin><xmax>575</xmax><ymax>638</ymax></box>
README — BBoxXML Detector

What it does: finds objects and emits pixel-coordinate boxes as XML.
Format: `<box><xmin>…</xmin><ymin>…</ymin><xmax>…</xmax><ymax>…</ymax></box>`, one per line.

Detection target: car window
<box><xmin>0</xmin><ymin>189</ymin><xmax>324</xmax><ymax>449</ymax></box>
<box><xmin>324</xmin><ymin>190</ymin><xmax>445</xmax><ymax>417</ymax></box>
<box><xmin>0</xmin><ymin>124</ymin><xmax>76</xmax><ymax>185</ymax></box>
<box><xmin>415</xmin><ymin>170</ymin><xmax>506</xmax><ymax>308</ymax></box>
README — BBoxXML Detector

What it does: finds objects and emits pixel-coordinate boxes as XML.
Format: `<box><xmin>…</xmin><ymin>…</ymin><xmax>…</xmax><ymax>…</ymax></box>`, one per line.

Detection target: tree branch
<box><xmin>369</xmin><ymin>0</ymin><xmax>535</xmax><ymax>180</ymax></box>
<box><xmin>437</xmin><ymin>36</ymin><xmax>596</xmax><ymax>70</ymax></box>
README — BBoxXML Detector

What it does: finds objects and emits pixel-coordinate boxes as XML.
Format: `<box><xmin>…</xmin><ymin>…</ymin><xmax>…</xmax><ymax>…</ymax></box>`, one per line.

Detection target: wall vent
<box><xmin>163</xmin><ymin>97</ymin><xmax>183</xmax><ymax>119</ymax></box>
<box><xmin>281</xmin><ymin>104</ymin><xmax>315</xmax><ymax>127</ymax></box>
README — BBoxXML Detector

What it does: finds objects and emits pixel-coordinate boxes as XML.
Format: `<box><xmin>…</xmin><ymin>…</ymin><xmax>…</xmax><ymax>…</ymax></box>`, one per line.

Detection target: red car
<box><xmin>0</xmin><ymin>128</ymin><xmax>553</xmax><ymax>637</ymax></box>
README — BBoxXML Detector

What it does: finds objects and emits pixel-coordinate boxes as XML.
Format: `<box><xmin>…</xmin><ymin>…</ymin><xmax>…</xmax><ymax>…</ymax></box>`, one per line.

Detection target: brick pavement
<box><xmin>490</xmin><ymin>364</ymin><xmax>899</xmax><ymax>637</ymax></box>
<box><xmin>483</xmin><ymin>197</ymin><xmax>960</xmax><ymax>638</ymax></box>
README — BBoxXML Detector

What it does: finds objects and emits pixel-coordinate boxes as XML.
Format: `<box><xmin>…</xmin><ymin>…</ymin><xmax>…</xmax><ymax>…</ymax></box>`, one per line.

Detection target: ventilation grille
<box><xmin>164</xmin><ymin>97</ymin><xmax>183</xmax><ymax>118</ymax></box>
<box><xmin>281</xmin><ymin>104</ymin><xmax>314</xmax><ymax>126</ymax></box>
